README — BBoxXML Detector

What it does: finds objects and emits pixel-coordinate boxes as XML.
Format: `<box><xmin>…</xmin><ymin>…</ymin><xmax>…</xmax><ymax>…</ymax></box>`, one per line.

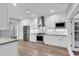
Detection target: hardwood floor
<box><xmin>18</xmin><ymin>40</ymin><xmax>70</xmax><ymax>56</ymax></box>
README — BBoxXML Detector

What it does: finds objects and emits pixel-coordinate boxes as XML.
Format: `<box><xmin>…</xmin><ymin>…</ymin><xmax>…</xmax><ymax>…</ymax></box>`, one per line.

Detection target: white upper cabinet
<box><xmin>0</xmin><ymin>4</ymin><xmax>9</xmax><ymax>30</ymax></box>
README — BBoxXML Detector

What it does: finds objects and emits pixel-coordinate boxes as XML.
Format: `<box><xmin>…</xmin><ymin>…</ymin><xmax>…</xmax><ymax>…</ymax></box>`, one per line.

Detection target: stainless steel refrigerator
<box><xmin>23</xmin><ymin>26</ymin><xmax>30</xmax><ymax>41</ymax></box>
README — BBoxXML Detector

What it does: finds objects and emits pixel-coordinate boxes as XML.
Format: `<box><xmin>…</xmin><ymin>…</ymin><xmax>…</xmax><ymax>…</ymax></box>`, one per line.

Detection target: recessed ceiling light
<box><xmin>13</xmin><ymin>3</ymin><xmax>17</xmax><ymax>6</ymax></box>
<box><xmin>50</xmin><ymin>9</ymin><xmax>54</xmax><ymax>13</ymax></box>
<box><xmin>25</xmin><ymin>9</ymin><xmax>31</xmax><ymax>14</ymax></box>
<box><xmin>25</xmin><ymin>10</ymin><xmax>30</xmax><ymax>13</ymax></box>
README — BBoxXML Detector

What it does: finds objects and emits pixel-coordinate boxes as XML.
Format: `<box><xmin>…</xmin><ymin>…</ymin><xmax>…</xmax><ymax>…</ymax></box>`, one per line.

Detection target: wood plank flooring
<box><xmin>18</xmin><ymin>40</ymin><xmax>70</xmax><ymax>56</ymax></box>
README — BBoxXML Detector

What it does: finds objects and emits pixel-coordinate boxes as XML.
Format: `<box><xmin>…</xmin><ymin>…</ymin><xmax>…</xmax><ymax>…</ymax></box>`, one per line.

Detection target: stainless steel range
<box><xmin>36</xmin><ymin>33</ymin><xmax>46</xmax><ymax>44</ymax></box>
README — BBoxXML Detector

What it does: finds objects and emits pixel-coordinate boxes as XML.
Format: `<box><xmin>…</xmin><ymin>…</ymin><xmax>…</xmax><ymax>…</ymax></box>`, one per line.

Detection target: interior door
<box><xmin>23</xmin><ymin>26</ymin><xmax>30</xmax><ymax>41</ymax></box>
<box><xmin>9</xmin><ymin>22</ymin><xmax>17</xmax><ymax>39</ymax></box>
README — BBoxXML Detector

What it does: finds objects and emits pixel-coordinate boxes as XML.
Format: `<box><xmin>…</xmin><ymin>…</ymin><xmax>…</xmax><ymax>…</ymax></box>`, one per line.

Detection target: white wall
<box><xmin>0</xmin><ymin>30</ymin><xmax>9</xmax><ymax>38</ymax></box>
<box><xmin>0</xmin><ymin>3</ymin><xmax>9</xmax><ymax>30</ymax></box>
<box><xmin>30</xmin><ymin>18</ymin><xmax>38</xmax><ymax>29</ymax></box>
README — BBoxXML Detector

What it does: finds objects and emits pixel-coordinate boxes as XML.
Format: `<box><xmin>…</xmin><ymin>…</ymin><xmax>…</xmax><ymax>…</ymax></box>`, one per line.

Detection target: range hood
<box><xmin>38</xmin><ymin>16</ymin><xmax>45</xmax><ymax>28</ymax></box>
<box><xmin>38</xmin><ymin>16</ymin><xmax>46</xmax><ymax>33</ymax></box>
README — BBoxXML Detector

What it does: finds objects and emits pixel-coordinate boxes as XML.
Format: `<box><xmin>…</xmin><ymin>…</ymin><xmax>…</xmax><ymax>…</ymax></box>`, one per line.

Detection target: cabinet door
<box><xmin>57</xmin><ymin>36</ymin><xmax>67</xmax><ymax>48</ymax></box>
<box><xmin>44</xmin><ymin>35</ymin><xmax>67</xmax><ymax>48</ymax></box>
<box><xmin>0</xmin><ymin>4</ymin><xmax>8</xmax><ymax>30</ymax></box>
<box><xmin>44</xmin><ymin>35</ymin><xmax>58</xmax><ymax>45</ymax></box>
<box><xmin>30</xmin><ymin>34</ymin><xmax>36</xmax><ymax>42</ymax></box>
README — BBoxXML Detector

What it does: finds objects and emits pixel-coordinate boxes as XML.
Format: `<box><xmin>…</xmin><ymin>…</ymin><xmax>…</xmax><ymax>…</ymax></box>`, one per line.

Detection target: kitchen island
<box><xmin>0</xmin><ymin>38</ymin><xmax>18</xmax><ymax>56</ymax></box>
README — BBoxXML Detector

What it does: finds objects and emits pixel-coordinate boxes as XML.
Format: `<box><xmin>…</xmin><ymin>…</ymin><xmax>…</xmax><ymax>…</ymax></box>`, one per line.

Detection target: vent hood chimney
<box><xmin>38</xmin><ymin>16</ymin><xmax>45</xmax><ymax>27</ymax></box>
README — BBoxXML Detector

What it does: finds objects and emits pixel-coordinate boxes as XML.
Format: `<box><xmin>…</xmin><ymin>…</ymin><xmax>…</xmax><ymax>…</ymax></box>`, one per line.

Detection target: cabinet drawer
<box><xmin>44</xmin><ymin>35</ymin><xmax>67</xmax><ymax>48</ymax></box>
<box><xmin>30</xmin><ymin>34</ymin><xmax>36</xmax><ymax>42</ymax></box>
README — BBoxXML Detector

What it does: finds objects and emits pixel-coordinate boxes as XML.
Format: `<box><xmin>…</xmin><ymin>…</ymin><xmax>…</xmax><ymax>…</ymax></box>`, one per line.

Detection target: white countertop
<box><xmin>0</xmin><ymin>37</ymin><xmax>17</xmax><ymax>44</ymax></box>
<box><xmin>30</xmin><ymin>29</ymin><xmax>68</xmax><ymax>36</ymax></box>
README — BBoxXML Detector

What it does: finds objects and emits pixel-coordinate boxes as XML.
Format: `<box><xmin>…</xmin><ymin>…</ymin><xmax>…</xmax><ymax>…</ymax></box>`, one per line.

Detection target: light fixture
<box><xmin>25</xmin><ymin>9</ymin><xmax>36</xmax><ymax>17</ymax></box>
<box><xmin>13</xmin><ymin>3</ymin><xmax>17</xmax><ymax>6</ymax></box>
<box><xmin>18</xmin><ymin>16</ymin><xmax>23</xmax><ymax>19</ymax></box>
<box><xmin>50</xmin><ymin>9</ymin><xmax>54</xmax><ymax>13</ymax></box>
<box><xmin>25</xmin><ymin>9</ymin><xmax>31</xmax><ymax>14</ymax></box>
<box><xmin>25</xmin><ymin>10</ymin><xmax>30</xmax><ymax>14</ymax></box>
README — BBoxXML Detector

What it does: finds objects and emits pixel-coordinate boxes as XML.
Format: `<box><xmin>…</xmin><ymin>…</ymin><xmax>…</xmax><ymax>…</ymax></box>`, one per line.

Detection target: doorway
<box><xmin>9</xmin><ymin>22</ymin><xmax>17</xmax><ymax>39</ymax></box>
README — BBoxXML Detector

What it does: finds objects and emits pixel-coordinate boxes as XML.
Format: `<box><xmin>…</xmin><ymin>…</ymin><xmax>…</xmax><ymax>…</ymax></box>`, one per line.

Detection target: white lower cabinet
<box><xmin>30</xmin><ymin>34</ymin><xmax>67</xmax><ymax>48</ymax></box>
<box><xmin>44</xmin><ymin>35</ymin><xmax>67</xmax><ymax>48</ymax></box>
<box><xmin>30</xmin><ymin>34</ymin><xmax>36</xmax><ymax>42</ymax></box>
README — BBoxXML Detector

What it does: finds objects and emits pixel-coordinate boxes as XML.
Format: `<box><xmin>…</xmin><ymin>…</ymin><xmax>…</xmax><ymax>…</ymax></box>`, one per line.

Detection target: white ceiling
<box><xmin>69</xmin><ymin>4</ymin><xmax>79</xmax><ymax>19</ymax></box>
<box><xmin>8</xmin><ymin>3</ymin><xmax>70</xmax><ymax>19</ymax></box>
